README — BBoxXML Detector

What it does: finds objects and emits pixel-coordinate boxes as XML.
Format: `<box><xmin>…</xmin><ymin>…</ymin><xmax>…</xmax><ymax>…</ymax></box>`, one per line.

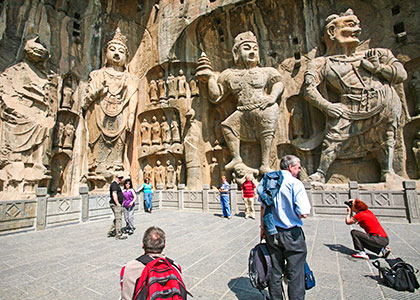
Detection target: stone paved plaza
<box><xmin>1</xmin><ymin>209</ymin><xmax>420</xmax><ymax>300</ymax></box>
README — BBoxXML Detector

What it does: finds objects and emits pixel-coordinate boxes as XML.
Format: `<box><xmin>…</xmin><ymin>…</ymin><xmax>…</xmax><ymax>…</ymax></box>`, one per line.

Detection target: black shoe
<box><xmin>116</xmin><ymin>235</ymin><xmax>127</xmax><ymax>240</ymax></box>
<box><xmin>128</xmin><ymin>230</ymin><xmax>134</xmax><ymax>235</ymax></box>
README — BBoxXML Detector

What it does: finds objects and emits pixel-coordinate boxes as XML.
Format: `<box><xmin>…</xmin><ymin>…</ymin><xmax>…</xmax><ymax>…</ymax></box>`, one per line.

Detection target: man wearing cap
<box><xmin>196</xmin><ymin>31</ymin><xmax>284</xmax><ymax>177</ymax></box>
<box><xmin>108</xmin><ymin>174</ymin><xmax>127</xmax><ymax>240</ymax></box>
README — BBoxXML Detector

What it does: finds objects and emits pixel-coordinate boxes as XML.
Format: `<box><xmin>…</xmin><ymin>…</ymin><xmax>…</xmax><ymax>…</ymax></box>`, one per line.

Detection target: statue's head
<box><xmin>24</xmin><ymin>35</ymin><xmax>50</xmax><ymax>63</ymax></box>
<box><xmin>166</xmin><ymin>160</ymin><xmax>170</xmax><ymax>166</ymax></box>
<box><xmin>156</xmin><ymin>160</ymin><xmax>161</xmax><ymax>166</ymax></box>
<box><xmin>104</xmin><ymin>27</ymin><xmax>129</xmax><ymax>69</ymax></box>
<box><xmin>324</xmin><ymin>9</ymin><xmax>361</xmax><ymax>53</ymax></box>
<box><xmin>152</xmin><ymin>116</ymin><xmax>157</xmax><ymax>122</ymax></box>
<box><xmin>232</xmin><ymin>31</ymin><xmax>259</xmax><ymax>68</ymax></box>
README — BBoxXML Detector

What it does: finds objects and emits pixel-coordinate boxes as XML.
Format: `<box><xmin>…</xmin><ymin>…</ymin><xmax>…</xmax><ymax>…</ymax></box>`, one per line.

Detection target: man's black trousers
<box><xmin>266</xmin><ymin>226</ymin><xmax>307</xmax><ymax>300</ymax></box>
<box><xmin>351</xmin><ymin>229</ymin><xmax>389</xmax><ymax>254</ymax></box>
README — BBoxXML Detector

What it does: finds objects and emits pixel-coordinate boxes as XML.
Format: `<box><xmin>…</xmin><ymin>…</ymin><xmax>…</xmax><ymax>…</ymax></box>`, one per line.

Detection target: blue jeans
<box><xmin>220</xmin><ymin>194</ymin><xmax>231</xmax><ymax>217</ymax></box>
<box><xmin>144</xmin><ymin>193</ymin><xmax>153</xmax><ymax>211</ymax></box>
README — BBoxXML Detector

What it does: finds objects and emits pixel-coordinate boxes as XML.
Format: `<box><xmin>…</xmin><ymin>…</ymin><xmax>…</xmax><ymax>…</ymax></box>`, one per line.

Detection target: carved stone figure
<box><xmin>143</xmin><ymin>162</ymin><xmax>153</xmax><ymax>182</ymax></box>
<box><xmin>165</xmin><ymin>160</ymin><xmax>175</xmax><ymax>189</ymax></box>
<box><xmin>148</xmin><ymin>79</ymin><xmax>159</xmax><ymax>103</ymax></box>
<box><xmin>177</xmin><ymin>69</ymin><xmax>187</xmax><ymax>98</ymax></box>
<box><xmin>412</xmin><ymin>130</ymin><xmax>420</xmax><ymax>178</ymax></box>
<box><xmin>154</xmin><ymin>160</ymin><xmax>165</xmax><ymax>186</ymax></box>
<box><xmin>197</xmin><ymin>32</ymin><xmax>284</xmax><ymax>175</ymax></box>
<box><xmin>189</xmin><ymin>77</ymin><xmax>199</xmax><ymax>97</ymax></box>
<box><xmin>160</xmin><ymin>115</ymin><xmax>171</xmax><ymax>145</ymax></box>
<box><xmin>0</xmin><ymin>35</ymin><xmax>57</xmax><ymax>189</ymax></box>
<box><xmin>54</xmin><ymin>122</ymin><xmax>65</xmax><ymax>147</ymax></box>
<box><xmin>303</xmin><ymin>9</ymin><xmax>407</xmax><ymax>182</ymax></box>
<box><xmin>410</xmin><ymin>71</ymin><xmax>420</xmax><ymax>116</ymax></box>
<box><xmin>61</xmin><ymin>75</ymin><xmax>74</xmax><ymax>109</ymax></box>
<box><xmin>140</xmin><ymin>118</ymin><xmax>152</xmax><ymax>146</ymax></box>
<box><xmin>209</xmin><ymin>157</ymin><xmax>220</xmax><ymax>189</ymax></box>
<box><xmin>167</xmin><ymin>73</ymin><xmax>177</xmax><ymax>99</ymax></box>
<box><xmin>83</xmin><ymin>28</ymin><xmax>139</xmax><ymax>181</ymax></box>
<box><xmin>171</xmin><ymin>116</ymin><xmax>181</xmax><ymax>143</ymax></box>
<box><xmin>291</xmin><ymin>103</ymin><xmax>304</xmax><ymax>139</ymax></box>
<box><xmin>151</xmin><ymin>115</ymin><xmax>161</xmax><ymax>145</ymax></box>
<box><xmin>176</xmin><ymin>159</ymin><xmax>184</xmax><ymax>185</ymax></box>
<box><xmin>157</xmin><ymin>73</ymin><xmax>167</xmax><ymax>100</ymax></box>
<box><xmin>63</xmin><ymin>123</ymin><xmax>75</xmax><ymax>149</ymax></box>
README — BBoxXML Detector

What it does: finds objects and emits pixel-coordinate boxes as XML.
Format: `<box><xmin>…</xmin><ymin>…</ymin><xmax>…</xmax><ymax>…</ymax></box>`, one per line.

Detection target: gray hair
<box><xmin>280</xmin><ymin>155</ymin><xmax>300</xmax><ymax>170</ymax></box>
<box><xmin>143</xmin><ymin>226</ymin><xmax>166</xmax><ymax>254</ymax></box>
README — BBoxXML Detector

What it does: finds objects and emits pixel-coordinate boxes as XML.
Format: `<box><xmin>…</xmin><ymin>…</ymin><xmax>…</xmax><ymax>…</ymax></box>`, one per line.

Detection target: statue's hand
<box><xmin>260</xmin><ymin>95</ymin><xmax>276</xmax><ymax>110</ymax></box>
<box><xmin>326</xmin><ymin>103</ymin><xmax>344</xmax><ymax>118</ymax></box>
<box><xmin>361</xmin><ymin>49</ymin><xmax>382</xmax><ymax>74</ymax></box>
<box><xmin>196</xmin><ymin>69</ymin><xmax>215</xmax><ymax>83</ymax></box>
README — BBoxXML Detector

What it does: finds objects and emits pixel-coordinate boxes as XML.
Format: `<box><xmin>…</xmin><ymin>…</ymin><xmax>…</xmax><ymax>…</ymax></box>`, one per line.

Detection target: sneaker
<box><xmin>352</xmin><ymin>251</ymin><xmax>369</xmax><ymax>259</ymax></box>
<box><xmin>227</xmin><ymin>216</ymin><xmax>232</xmax><ymax>219</ymax></box>
<box><xmin>381</xmin><ymin>246</ymin><xmax>391</xmax><ymax>258</ymax></box>
<box><xmin>115</xmin><ymin>235</ymin><xmax>127</xmax><ymax>240</ymax></box>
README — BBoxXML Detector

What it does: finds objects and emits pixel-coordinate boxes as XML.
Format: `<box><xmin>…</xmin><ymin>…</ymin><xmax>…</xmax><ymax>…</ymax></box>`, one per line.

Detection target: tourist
<box><xmin>219</xmin><ymin>176</ymin><xmax>232</xmax><ymax>219</ymax></box>
<box><xmin>258</xmin><ymin>155</ymin><xmax>311</xmax><ymax>300</ymax></box>
<box><xmin>122</xmin><ymin>178</ymin><xmax>136</xmax><ymax>235</ymax></box>
<box><xmin>345</xmin><ymin>199</ymin><xmax>391</xmax><ymax>259</ymax></box>
<box><xmin>120</xmin><ymin>227</ymin><xmax>186</xmax><ymax>300</ymax></box>
<box><xmin>108</xmin><ymin>174</ymin><xmax>127</xmax><ymax>240</ymax></box>
<box><xmin>139</xmin><ymin>178</ymin><xmax>153</xmax><ymax>213</ymax></box>
<box><xmin>241</xmin><ymin>175</ymin><xmax>256</xmax><ymax>219</ymax></box>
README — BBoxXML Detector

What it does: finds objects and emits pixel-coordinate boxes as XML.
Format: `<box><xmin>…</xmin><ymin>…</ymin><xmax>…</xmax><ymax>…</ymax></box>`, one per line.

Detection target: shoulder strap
<box><xmin>136</xmin><ymin>254</ymin><xmax>155</xmax><ymax>266</ymax></box>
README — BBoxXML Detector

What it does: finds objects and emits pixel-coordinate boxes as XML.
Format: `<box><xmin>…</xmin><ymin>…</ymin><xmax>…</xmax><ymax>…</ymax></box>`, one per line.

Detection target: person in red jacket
<box><xmin>345</xmin><ymin>199</ymin><xmax>391</xmax><ymax>259</ymax></box>
<box><xmin>241</xmin><ymin>175</ymin><xmax>256</xmax><ymax>219</ymax></box>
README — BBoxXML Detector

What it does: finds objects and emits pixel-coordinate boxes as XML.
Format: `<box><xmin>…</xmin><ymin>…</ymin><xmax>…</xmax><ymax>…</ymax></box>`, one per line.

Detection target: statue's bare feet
<box><xmin>225</xmin><ymin>157</ymin><xmax>243</xmax><ymax>170</ymax></box>
<box><xmin>309</xmin><ymin>171</ymin><xmax>325</xmax><ymax>183</ymax></box>
<box><xmin>259</xmin><ymin>165</ymin><xmax>274</xmax><ymax>175</ymax></box>
<box><xmin>233</xmin><ymin>163</ymin><xmax>259</xmax><ymax>182</ymax></box>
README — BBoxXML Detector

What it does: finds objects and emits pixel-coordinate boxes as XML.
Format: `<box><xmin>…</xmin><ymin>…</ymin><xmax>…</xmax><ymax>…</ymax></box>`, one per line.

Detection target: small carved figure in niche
<box><xmin>151</xmin><ymin>116</ymin><xmax>161</xmax><ymax>145</ymax></box>
<box><xmin>61</xmin><ymin>76</ymin><xmax>74</xmax><ymax>109</ymax></box>
<box><xmin>171</xmin><ymin>115</ymin><xmax>181</xmax><ymax>143</ymax></box>
<box><xmin>143</xmin><ymin>162</ymin><xmax>153</xmax><ymax>183</ymax></box>
<box><xmin>412</xmin><ymin>129</ymin><xmax>420</xmax><ymax>178</ymax></box>
<box><xmin>291</xmin><ymin>103</ymin><xmax>304</xmax><ymax>139</ymax></box>
<box><xmin>410</xmin><ymin>71</ymin><xmax>420</xmax><ymax>116</ymax></box>
<box><xmin>177</xmin><ymin>69</ymin><xmax>187</xmax><ymax>98</ymax></box>
<box><xmin>167</xmin><ymin>73</ymin><xmax>177</xmax><ymax>99</ymax></box>
<box><xmin>196</xmin><ymin>32</ymin><xmax>284</xmax><ymax>175</ymax></box>
<box><xmin>0</xmin><ymin>35</ymin><xmax>57</xmax><ymax>183</ymax></box>
<box><xmin>209</xmin><ymin>157</ymin><xmax>221</xmax><ymax>189</ymax></box>
<box><xmin>176</xmin><ymin>159</ymin><xmax>184</xmax><ymax>185</ymax></box>
<box><xmin>303</xmin><ymin>9</ymin><xmax>407</xmax><ymax>183</ymax></box>
<box><xmin>63</xmin><ymin>123</ymin><xmax>75</xmax><ymax>149</ymax></box>
<box><xmin>54</xmin><ymin>122</ymin><xmax>65</xmax><ymax>147</ymax></box>
<box><xmin>148</xmin><ymin>79</ymin><xmax>159</xmax><ymax>103</ymax></box>
<box><xmin>165</xmin><ymin>160</ymin><xmax>175</xmax><ymax>189</ymax></box>
<box><xmin>154</xmin><ymin>160</ymin><xmax>165</xmax><ymax>186</ymax></box>
<box><xmin>157</xmin><ymin>73</ymin><xmax>167</xmax><ymax>101</ymax></box>
<box><xmin>140</xmin><ymin>118</ymin><xmax>152</xmax><ymax>146</ymax></box>
<box><xmin>83</xmin><ymin>28</ymin><xmax>139</xmax><ymax>177</ymax></box>
<box><xmin>189</xmin><ymin>76</ymin><xmax>199</xmax><ymax>97</ymax></box>
<box><xmin>160</xmin><ymin>115</ymin><xmax>171</xmax><ymax>146</ymax></box>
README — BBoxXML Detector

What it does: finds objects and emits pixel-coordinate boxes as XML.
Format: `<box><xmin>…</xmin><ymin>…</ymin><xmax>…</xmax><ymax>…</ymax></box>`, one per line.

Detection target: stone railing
<box><xmin>0</xmin><ymin>181</ymin><xmax>419</xmax><ymax>233</ymax></box>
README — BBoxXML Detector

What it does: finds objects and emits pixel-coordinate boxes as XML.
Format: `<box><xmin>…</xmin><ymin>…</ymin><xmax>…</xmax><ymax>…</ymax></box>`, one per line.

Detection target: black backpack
<box><xmin>249</xmin><ymin>242</ymin><xmax>272</xmax><ymax>291</ymax></box>
<box><xmin>373</xmin><ymin>258</ymin><xmax>420</xmax><ymax>292</ymax></box>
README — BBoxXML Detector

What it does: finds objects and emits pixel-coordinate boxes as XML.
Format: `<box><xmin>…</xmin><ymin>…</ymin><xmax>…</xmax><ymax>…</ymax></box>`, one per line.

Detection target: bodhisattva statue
<box><xmin>176</xmin><ymin>159</ymin><xmax>184</xmax><ymax>185</ymax></box>
<box><xmin>171</xmin><ymin>116</ymin><xmax>181</xmax><ymax>144</ymax></box>
<box><xmin>61</xmin><ymin>76</ymin><xmax>74</xmax><ymax>109</ymax></box>
<box><xmin>303</xmin><ymin>9</ymin><xmax>407</xmax><ymax>183</ymax></box>
<box><xmin>167</xmin><ymin>73</ymin><xmax>177</xmax><ymax>99</ymax></box>
<box><xmin>0</xmin><ymin>35</ymin><xmax>56</xmax><ymax>189</ymax></box>
<box><xmin>83</xmin><ymin>28</ymin><xmax>139</xmax><ymax>180</ymax></box>
<box><xmin>63</xmin><ymin>123</ymin><xmax>75</xmax><ymax>149</ymax></box>
<box><xmin>143</xmin><ymin>162</ymin><xmax>153</xmax><ymax>182</ymax></box>
<box><xmin>148</xmin><ymin>79</ymin><xmax>159</xmax><ymax>103</ymax></box>
<box><xmin>155</xmin><ymin>160</ymin><xmax>165</xmax><ymax>186</ymax></box>
<box><xmin>165</xmin><ymin>160</ymin><xmax>175</xmax><ymax>189</ymax></box>
<box><xmin>161</xmin><ymin>115</ymin><xmax>171</xmax><ymax>146</ymax></box>
<box><xmin>140</xmin><ymin>118</ymin><xmax>152</xmax><ymax>146</ymax></box>
<box><xmin>177</xmin><ymin>69</ymin><xmax>187</xmax><ymax>98</ymax></box>
<box><xmin>197</xmin><ymin>31</ymin><xmax>284</xmax><ymax>176</ymax></box>
<box><xmin>157</xmin><ymin>73</ymin><xmax>167</xmax><ymax>101</ymax></box>
<box><xmin>151</xmin><ymin>115</ymin><xmax>161</xmax><ymax>145</ymax></box>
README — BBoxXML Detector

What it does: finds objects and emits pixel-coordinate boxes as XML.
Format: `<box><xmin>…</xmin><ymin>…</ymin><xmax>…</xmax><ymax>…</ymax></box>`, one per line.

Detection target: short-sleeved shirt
<box><xmin>110</xmin><ymin>180</ymin><xmax>124</xmax><ymax>205</ymax></box>
<box><xmin>354</xmin><ymin>210</ymin><xmax>387</xmax><ymax>238</ymax></box>
<box><xmin>241</xmin><ymin>180</ymin><xmax>256</xmax><ymax>198</ymax></box>
<box><xmin>143</xmin><ymin>183</ymin><xmax>152</xmax><ymax>194</ymax></box>
<box><xmin>220</xmin><ymin>181</ymin><xmax>230</xmax><ymax>195</ymax></box>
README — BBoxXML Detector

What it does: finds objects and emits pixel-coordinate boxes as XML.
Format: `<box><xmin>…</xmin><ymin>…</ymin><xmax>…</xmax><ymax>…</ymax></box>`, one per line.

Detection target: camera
<box><xmin>344</xmin><ymin>200</ymin><xmax>353</xmax><ymax>208</ymax></box>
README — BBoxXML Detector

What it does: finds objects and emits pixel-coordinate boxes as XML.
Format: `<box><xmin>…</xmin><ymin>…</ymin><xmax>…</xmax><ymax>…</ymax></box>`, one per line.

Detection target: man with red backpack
<box><xmin>120</xmin><ymin>226</ymin><xmax>187</xmax><ymax>300</ymax></box>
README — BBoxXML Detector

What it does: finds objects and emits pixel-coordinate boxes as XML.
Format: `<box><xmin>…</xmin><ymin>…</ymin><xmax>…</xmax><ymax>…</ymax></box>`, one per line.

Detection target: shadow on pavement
<box><xmin>228</xmin><ymin>277</ymin><xmax>266</xmax><ymax>300</ymax></box>
<box><xmin>324</xmin><ymin>243</ymin><xmax>354</xmax><ymax>255</ymax></box>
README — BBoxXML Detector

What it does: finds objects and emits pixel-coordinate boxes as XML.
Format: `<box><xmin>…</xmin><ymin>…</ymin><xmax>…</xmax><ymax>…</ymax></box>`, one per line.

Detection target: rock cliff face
<box><xmin>0</xmin><ymin>0</ymin><xmax>419</xmax><ymax>197</ymax></box>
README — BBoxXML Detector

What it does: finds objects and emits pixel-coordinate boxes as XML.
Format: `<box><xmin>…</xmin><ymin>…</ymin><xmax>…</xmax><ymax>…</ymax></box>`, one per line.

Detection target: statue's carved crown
<box><xmin>325</xmin><ymin>8</ymin><xmax>355</xmax><ymax>27</ymax></box>
<box><xmin>107</xmin><ymin>27</ymin><xmax>128</xmax><ymax>52</ymax></box>
<box><xmin>233</xmin><ymin>31</ymin><xmax>258</xmax><ymax>50</ymax></box>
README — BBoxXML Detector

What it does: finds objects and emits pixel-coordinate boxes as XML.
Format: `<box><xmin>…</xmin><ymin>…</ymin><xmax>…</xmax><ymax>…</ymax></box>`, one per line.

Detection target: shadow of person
<box><xmin>228</xmin><ymin>277</ymin><xmax>267</xmax><ymax>300</ymax></box>
<box><xmin>324</xmin><ymin>243</ymin><xmax>355</xmax><ymax>255</ymax></box>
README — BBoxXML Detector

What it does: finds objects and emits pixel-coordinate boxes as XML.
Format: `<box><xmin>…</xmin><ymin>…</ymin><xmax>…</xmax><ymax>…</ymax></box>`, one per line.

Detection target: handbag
<box><xmin>304</xmin><ymin>261</ymin><xmax>315</xmax><ymax>290</ymax></box>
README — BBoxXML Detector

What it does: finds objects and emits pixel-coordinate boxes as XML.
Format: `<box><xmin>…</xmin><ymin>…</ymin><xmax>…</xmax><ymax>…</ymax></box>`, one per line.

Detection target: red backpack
<box><xmin>132</xmin><ymin>255</ymin><xmax>188</xmax><ymax>300</ymax></box>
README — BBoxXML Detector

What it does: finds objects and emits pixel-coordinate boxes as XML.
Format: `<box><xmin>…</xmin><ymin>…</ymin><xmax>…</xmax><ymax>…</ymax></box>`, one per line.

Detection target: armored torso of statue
<box><xmin>83</xmin><ymin>28</ymin><xmax>139</xmax><ymax>182</ymax></box>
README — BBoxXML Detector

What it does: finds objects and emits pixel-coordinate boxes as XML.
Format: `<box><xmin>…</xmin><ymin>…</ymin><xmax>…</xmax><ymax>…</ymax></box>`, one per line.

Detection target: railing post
<box><xmin>304</xmin><ymin>182</ymin><xmax>314</xmax><ymax>216</ymax></box>
<box><xmin>202</xmin><ymin>184</ymin><xmax>209</xmax><ymax>212</ymax></box>
<box><xmin>349</xmin><ymin>181</ymin><xmax>359</xmax><ymax>200</ymax></box>
<box><xmin>79</xmin><ymin>185</ymin><xmax>89</xmax><ymax>222</ymax></box>
<box><xmin>36</xmin><ymin>187</ymin><xmax>48</xmax><ymax>230</ymax></box>
<box><xmin>230</xmin><ymin>183</ymin><xmax>238</xmax><ymax>215</ymax></box>
<box><xmin>178</xmin><ymin>184</ymin><xmax>185</xmax><ymax>210</ymax></box>
<box><xmin>403</xmin><ymin>181</ymin><xmax>419</xmax><ymax>223</ymax></box>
